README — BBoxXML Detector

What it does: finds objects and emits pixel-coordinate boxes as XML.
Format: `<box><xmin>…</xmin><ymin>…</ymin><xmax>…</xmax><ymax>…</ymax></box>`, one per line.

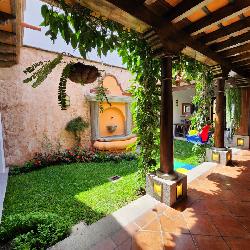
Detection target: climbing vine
<box><xmin>27</xmin><ymin>0</ymin><xmax>216</xmax><ymax>176</ymax></box>
<box><xmin>226</xmin><ymin>87</ymin><xmax>241</xmax><ymax>130</ymax></box>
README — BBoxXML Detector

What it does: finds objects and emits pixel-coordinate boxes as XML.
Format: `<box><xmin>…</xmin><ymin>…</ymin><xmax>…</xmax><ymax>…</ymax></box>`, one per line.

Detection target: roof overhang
<box><xmin>0</xmin><ymin>0</ymin><xmax>25</xmax><ymax>67</ymax></box>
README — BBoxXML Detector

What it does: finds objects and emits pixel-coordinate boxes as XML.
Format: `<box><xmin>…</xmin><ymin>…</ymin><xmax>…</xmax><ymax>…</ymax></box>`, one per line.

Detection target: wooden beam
<box><xmin>0</xmin><ymin>43</ymin><xmax>16</xmax><ymax>54</ymax></box>
<box><xmin>230</xmin><ymin>52</ymin><xmax>250</xmax><ymax>62</ymax></box>
<box><xmin>0</xmin><ymin>11</ymin><xmax>16</xmax><ymax>24</ymax></box>
<box><xmin>0</xmin><ymin>30</ymin><xmax>16</xmax><ymax>45</ymax></box>
<box><xmin>185</xmin><ymin>2</ymin><xmax>249</xmax><ymax>34</ymax></box>
<box><xmin>211</xmin><ymin>32</ymin><xmax>250</xmax><ymax>52</ymax></box>
<box><xmin>0</xmin><ymin>53</ymin><xmax>16</xmax><ymax>61</ymax></box>
<box><xmin>0</xmin><ymin>60</ymin><xmax>16</xmax><ymax>67</ymax></box>
<box><xmin>219</xmin><ymin>43</ymin><xmax>250</xmax><ymax>58</ymax></box>
<box><xmin>232</xmin><ymin>59</ymin><xmax>250</xmax><ymax>67</ymax></box>
<box><xmin>200</xmin><ymin>16</ymin><xmax>250</xmax><ymax>44</ymax></box>
<box><xmin>163</xmin><ymin>0</ymin><xmax>204</xmax><ymax>22</ymax></box>
<box><xmin>106</xmin><ymin>0</ymin><xmax>249</xmax><ymax>78</ymax></box>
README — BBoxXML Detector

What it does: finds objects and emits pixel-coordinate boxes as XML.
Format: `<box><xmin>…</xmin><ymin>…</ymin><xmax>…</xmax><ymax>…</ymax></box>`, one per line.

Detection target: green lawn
<box><xmin>3</xmin><ymin>161</ymin><xmax>140</xmax><ymax>226</ymax></box>
<box><xmin>2</xmin><ymin>140</ymin><xmax>197</xmax><ymax>228</ymax></box>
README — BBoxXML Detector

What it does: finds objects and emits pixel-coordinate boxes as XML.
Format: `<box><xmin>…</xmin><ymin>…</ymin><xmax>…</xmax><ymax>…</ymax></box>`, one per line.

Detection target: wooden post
<box><xmin>160</xmin><ymin>56</ymin><xmax>174</xmax><ymax>174</ymax></box>
<box><xmin>214</xmin><ymin>77</ymin><xmax>226</xmax><ymax>148</ymax></box>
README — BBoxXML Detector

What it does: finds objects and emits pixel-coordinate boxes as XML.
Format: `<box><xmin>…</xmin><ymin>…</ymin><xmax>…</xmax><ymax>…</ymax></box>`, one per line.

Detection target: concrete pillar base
<box><xmin>206</xmin><ymin>147</ymin><xmax>232</xmax><ymax>166</ymax></box>
<box><xmin>232</xmin><ymin>135</ymin><xmax>250</xmax><ymax>149</ymax></box>
<box><xmin>146</xmin><ymin>171</ymin><xmax>187</xmax><ymax>207</ymax></box>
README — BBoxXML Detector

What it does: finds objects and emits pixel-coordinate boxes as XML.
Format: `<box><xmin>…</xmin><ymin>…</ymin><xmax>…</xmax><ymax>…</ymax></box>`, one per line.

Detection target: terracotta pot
<box><xmin>68</xmin><ymin>62</ymin><xmax>100</xmax><ymax>84</ymax></box>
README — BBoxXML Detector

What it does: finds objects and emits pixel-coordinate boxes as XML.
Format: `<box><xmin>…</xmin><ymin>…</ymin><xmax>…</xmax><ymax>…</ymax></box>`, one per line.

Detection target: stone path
<box><xmin>90</xmin><ymin>149</ymin><xmax>250</xmax><ymax>250</ymax></box>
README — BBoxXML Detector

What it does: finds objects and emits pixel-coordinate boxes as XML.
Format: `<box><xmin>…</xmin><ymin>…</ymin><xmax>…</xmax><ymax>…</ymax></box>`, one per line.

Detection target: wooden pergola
<box><xmin>66</xmin><ymin>0</ymin><xmax>250</xmax><ymax>177</ymax></box>
<box><xmin>0</xmin><ymin>0</ymin><xmax>24</xmax><ymax>67</ymax></box>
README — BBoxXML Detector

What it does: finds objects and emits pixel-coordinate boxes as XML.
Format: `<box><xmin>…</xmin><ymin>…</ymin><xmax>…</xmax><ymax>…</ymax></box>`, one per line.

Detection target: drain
<box><xmin>108</xmin><ymin>175</ymin><xmax>121</xmax><ymax>182</ymax></box>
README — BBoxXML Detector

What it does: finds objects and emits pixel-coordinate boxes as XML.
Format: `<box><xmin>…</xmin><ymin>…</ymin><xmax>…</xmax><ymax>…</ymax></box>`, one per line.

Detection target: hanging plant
<box><xmin>23</xmin><ymin>54</ymin><xmax>106</xmax><ymax>110</ymax></box>
<box><xmin>68</xmin><ymin>62</ymin><xmax>100</xmax><ymax>84</ymax></box>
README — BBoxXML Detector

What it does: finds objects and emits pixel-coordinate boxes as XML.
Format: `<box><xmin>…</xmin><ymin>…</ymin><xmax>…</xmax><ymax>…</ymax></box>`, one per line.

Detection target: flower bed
<box><xmin>9</xmin><ymin>148</ymin><xmax>137</xmax><ymax>175</ymax></box>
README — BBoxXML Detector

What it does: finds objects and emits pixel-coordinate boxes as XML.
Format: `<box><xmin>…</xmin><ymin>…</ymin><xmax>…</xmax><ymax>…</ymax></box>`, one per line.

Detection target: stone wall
<box><xmin>0</xmin><ymin>46</ymin><xmax>132</xmax><ymax>165</ymax></box>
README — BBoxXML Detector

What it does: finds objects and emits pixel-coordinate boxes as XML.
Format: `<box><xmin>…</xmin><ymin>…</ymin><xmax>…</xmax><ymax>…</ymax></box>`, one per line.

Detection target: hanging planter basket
<box><xmin>68</xmin><ymin>62</ymin><xmax>100</xmax><ymax>84</ymax></box>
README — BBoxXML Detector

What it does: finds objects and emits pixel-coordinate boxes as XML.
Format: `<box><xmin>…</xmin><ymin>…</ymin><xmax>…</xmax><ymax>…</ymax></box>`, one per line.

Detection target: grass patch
<box><xmin>174</xmin><ymin>139</ymin><xmax>198</xmax><ymax>166</ymax></box>
<box><xmin>2</xmin><ymin>161</ymin><xmax>139</xmax><ymax>227</ymax></box>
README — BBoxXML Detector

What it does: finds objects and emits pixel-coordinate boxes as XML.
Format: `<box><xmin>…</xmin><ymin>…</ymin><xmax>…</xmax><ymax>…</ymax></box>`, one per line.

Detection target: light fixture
<box><xmin>237</xmin><ymin>138</ymin><xmax>244</xmax><ymax>146</ymax></box>
<box><xmin>176</xmin><ymin>99</ymin><xmax>178</xmax><ymax>107</ymax></box>
<box><xmin>65</xmin><ymin>95</ymin><xmax>70</xmax><ymax>107</ymax></box>
<box><xmin>176</xmin><ymin>182</ymin><xmax>183</xmax><ymax>199</ymax></box>
<box><xmin>153</xmin><ymin>182</ymin><xmax>162</xmax><ymax>197</ymax></box>
<box><xmin>227</xmin><ymin>152</ymin><xmax>231</xmax><ymax>162</ymax></box>
<box><xmin>212</xmin><ymin>151</ymin><xmax>220</xmax><ymax>162</ymax></box>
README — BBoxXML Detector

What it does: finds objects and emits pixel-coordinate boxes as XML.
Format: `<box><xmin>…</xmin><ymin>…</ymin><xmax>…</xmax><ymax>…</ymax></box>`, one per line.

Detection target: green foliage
<box><xmin>226</xmin><ymin>87</ymin><xmax>241</xmax><ymax>130</ymax></box>
<box><xmin>58</xmin><ymin>62</ymin><xmax>74</xmax><ymax>109</ymax></box>
<box><xmin>0</xmin><ymin>212</ymin><xmax>69</xmax><ymax>250</ymax></box>
<box><xmin>23</xmin><ymin>54</ymin><xmax>63</xmax><ymax>88</ymax></box>
<box><xmin>38</xmin><ymin>1</ymin><xmax>214</xmax><ymax>175</ymax></box>
<box><xmin>190</xmin><ymin>66</ymin><xmax>214</xmax><ymax>131</ymax></box>
<box><xmin>65</xmin><ymin>116</ymin><xmax>89</xmax><ymax>145</ymax></box>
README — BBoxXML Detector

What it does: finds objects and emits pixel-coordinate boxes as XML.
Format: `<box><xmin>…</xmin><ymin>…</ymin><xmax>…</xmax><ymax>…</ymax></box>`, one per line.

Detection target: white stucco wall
<box><xmin>173</xmin><ymin>86</ymin><xmax>195</xmax><ymax>124</ymax></box>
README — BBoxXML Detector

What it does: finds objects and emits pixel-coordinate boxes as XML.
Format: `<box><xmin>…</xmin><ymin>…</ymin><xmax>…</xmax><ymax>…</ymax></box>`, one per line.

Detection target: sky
<box><xmin>23</xmin><ymin>0</ymin><xmax>124</xmax><ymax>67</ymax></box>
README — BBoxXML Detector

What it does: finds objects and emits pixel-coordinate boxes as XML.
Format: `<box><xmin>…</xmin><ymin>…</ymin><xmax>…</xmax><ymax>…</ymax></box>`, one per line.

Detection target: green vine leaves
<box><xmin>29</xmin><ymin>0</ymin><xmax>216</xmax><ymax>176</ymax></box>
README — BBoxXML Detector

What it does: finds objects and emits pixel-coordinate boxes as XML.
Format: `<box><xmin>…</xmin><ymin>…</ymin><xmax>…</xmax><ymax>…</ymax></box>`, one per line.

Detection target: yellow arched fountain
<box><xmin>86</xmin><ymin>75</ymin><xmax>136</xmax><ymax>151</ymax></box>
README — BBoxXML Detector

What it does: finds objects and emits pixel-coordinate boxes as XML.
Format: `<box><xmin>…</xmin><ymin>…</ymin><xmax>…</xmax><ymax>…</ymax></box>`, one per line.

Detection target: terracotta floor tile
<box><xmin>193</xmin><ymin>235</ymin><xmax>229</xmax><ymax>250</ymax></box>
<box><xmin>185</xmin><ymin>214</ymin><xmax>220</xmax><ymax>236</ymax></box>
<box><xmin>132</xmin><ymin>231</ymin><xmax>162</xmax><ymax>250</ymax></box>
<box><xmin>91</xmin><ymin>237</ymin><xmax>117</xmax><ymax>250</ymax></box>
<box><xmin>143</xmin><ymin>218</ymin><xmax>161</xmax><ymax>231</ymax></box>
<box><xmin>186</xmin><ymin>199</ymin><xmax>208</xmax><ymax>215</ymax></box>
<box><xmin>163</xmin><ymin>206</ymin><xmax>183</xmax><ymax>218</ymax></box>
<box><xmin>210</xmin><ymin>215</ymin><xmax>249</xmax><ymax>238</ymax></box>
<box><xmin>134</xmin><ymin>210</ymin><xmax>157</xmax><ymax>228</ymax></box>
<box><xmin>163</xmin><ymin>232</ymin><xmax>196</xmax><ymax>250</ymax></box>
<box><xmin>116</xmin><ymin>237</ymin><xmax>132</xmax><ymax>250</ymax></box>
<box><xmin>237</xmin><ymin>217</ymin><xmax>250</xmax><ymax>233</ymax></box>
<box><xmin>222</xmin><ymin>201</ymin><xmax>250</xmax><ymax>217</ymax></box>
<box><xmin>152</xmin><ymin>203</ymin><xmax>168</xmax><ymax>215</ymax></box>
<box><xmin>160</xmin><ymin>214</ymin><xmax>189</xmax><ymax>234</ymax></box>
<box><xmin>204</xmin><ymin>199</ymin><xmax>231</xmax><ymax>216</ymax></box>
<box><xmin>217</xmin><ymin>189</ymin><xmax>240</xmax><ymax>202</ymax></box>
<box><xmin>223</xmin><ymin>237</ymin><xmax>250</xmax><ymax>250</ymax></box>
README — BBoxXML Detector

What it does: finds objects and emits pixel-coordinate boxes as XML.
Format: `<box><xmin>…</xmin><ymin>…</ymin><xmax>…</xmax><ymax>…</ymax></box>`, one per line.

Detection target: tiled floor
<box><xmin>91</xmin><ymin>150</ymin><xmax>250</xmax><ymax>250</ymax></box>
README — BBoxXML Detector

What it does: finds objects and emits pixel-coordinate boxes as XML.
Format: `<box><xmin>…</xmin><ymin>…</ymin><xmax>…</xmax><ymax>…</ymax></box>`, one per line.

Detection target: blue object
<box><xmin>174</xmin><ymin>160</ymin><xmax>195</xmax><ymax>170</ymax></box>
<box><xmin>186</xmin><ymin>135</ymin><xmax>202</xmax><ymax>144</ymax></box>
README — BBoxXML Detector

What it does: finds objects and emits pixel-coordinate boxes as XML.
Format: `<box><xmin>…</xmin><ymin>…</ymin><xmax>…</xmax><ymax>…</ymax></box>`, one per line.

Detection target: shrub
<box><xmin>0</xmin><ymin>212</ymin><xmax>69</xmax><ymax>250</ymax></box>
<box><xmin>65</xmin><ymin>117</ymin><xmax>89</xmax><ymax>146</ymax></box>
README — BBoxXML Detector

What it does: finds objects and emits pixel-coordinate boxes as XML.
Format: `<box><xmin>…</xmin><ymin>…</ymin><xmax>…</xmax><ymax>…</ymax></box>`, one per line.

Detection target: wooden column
<box><xmin>214</xmin><ymin>77</ymin><xmax>226</xmax><ymax>148</ymax></box>
<box><xmin>160</xmin><ymin>56</ymin><xmax>174</xmax><ymax>174</ymax></box>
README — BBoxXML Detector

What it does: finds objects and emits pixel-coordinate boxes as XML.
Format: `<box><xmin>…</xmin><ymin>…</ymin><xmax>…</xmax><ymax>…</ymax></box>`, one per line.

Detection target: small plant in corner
<box><xmin>65</xmin><ymin>117</ymin><xmax>89</xmax><ymax>146</ymax></box>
